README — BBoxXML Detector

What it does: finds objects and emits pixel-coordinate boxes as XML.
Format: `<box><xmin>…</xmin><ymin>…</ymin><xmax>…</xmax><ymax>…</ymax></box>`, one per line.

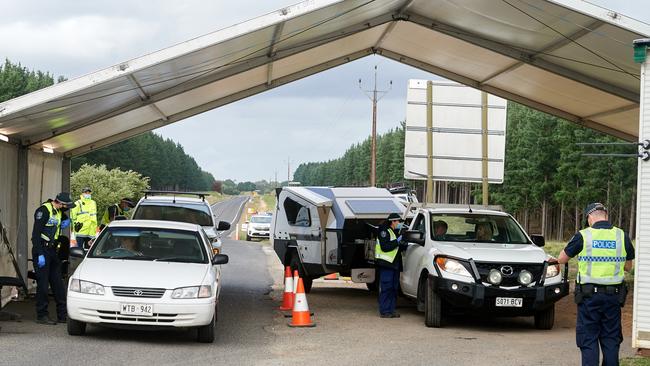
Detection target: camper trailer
<box><xmin>272</xmin><ymin>187</ymin><xmax>406</xmax><ymax>292</ymax></box>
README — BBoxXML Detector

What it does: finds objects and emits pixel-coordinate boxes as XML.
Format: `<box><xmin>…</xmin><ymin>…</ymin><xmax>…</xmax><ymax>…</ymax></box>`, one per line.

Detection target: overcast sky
<box><xmin>2</xmin><ymin>0</ymin><xmax>649</xmax><ymax>182</ymax></box>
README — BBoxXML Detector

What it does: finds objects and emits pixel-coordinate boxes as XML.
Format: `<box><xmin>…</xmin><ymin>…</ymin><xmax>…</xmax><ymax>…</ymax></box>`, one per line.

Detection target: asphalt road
<box><xmin>0</xmin><ymin>196</ymin><xmax>638</xmax><ymax>365</ymax></box>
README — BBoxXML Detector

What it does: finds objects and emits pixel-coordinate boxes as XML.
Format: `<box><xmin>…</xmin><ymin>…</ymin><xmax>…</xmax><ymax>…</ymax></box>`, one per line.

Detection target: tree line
<box><xmin>1</xmin><ymin>59</ymin><xmax>215</xmax><ymax>192</ymax></box>
<box><xmin>293</xmin><ymin>103</ymin><xmax>638</xmax><ymax>239</ymax></box>
<box><xmin>72</xmin><ymin>132</ymin><xmax>216</xmax><ymax>191</ymax></box>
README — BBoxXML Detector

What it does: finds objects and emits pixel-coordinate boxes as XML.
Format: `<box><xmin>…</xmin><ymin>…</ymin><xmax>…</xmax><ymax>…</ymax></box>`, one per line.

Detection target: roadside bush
<box><xmin>70</xmin><ymin>164</ymin><xmax>150</xmax><ymax>220</ymax></box>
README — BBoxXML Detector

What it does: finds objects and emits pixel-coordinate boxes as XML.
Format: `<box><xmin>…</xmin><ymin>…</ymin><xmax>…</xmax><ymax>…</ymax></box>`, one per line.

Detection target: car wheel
<box><xmin>197</xmin><ymin>313</ymin><xmax>216</xmax><ymax>343</ymax></box>
<box><xmin>290</xmin><ymin>251</ymin><xmax>312</xmax><ymax>294</ymax></box>
<box><xmin>416</xmin><ymin>276</ymin><xmax>426</xmax><ymax>313</ymax></box>
<box><xmin>245</xmin><ymin>234</ymin><xmax>250</xmax><ymax>241</ymax></box>
<box><xmin>424</xmin><ymin>276</ymin><xmax>443</xmax><ymax>328</ymax></box>
<box><xmin>67</xmin><ymin>318</ymin><xmax>86</xmax><ymax>336</ymax></box>
<box><xmin>534</xmin><ymin>305</ymin><xmax>555</xmax><ymax>330</ymax></box>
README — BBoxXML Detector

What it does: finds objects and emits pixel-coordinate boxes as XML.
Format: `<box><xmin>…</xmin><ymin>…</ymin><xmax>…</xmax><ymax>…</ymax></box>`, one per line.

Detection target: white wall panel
<box><xmin>0</xmin><ymin>142</ymin><xmax>18</xmax><ymax>306</ymax></box>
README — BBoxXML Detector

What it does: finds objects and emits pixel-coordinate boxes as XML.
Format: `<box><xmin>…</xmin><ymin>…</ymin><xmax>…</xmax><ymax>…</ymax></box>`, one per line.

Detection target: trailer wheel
<box><xmin>290</xmin><ymin>251</ymin><xmax>312</xmax><ymax>293</ymax></box>
<box><xmin>534</xmin><ymin>305</ymin><xmax>555</xmax><ymax>330</ymax></box>
<box><xmin>424</xmin><ymin>276</ymin><xmax>443</xmax><ymax>328</ymax></box>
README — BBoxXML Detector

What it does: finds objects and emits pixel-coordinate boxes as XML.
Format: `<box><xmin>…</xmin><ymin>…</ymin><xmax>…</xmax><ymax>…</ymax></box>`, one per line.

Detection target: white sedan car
<box><xmin>66</xmin><ymin>220</ymin><xmax>228</xmax><ymax>343</ymax></box>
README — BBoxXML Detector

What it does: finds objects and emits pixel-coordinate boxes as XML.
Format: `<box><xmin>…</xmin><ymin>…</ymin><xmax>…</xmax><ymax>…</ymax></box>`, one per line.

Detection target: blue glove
<box><xmin>60</xmin><ymin>218</ymin><xmax>71</xmax><ymax>229</ymax></box>
<box><xmin>397</xmin><ymin>235</ymin><xmax>403</xmax><ymax>242</ymax></box>
<box><xmin>37</xmin><ymin>255</ymin><xmax>45</xmax><ymax>268</ymax></box>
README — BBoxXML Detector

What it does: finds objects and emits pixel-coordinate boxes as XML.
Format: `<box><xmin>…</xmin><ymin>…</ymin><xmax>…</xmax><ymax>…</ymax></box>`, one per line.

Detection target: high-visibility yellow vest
<box><xmin>70</xmin><ymin>196</ymin><xmax>98</xmax><ymax>236</ymax></box>
<box><xmin>375</xmin><ymin>228</ymin><xmax>398</xmax><ymax>263</ymax></box>
<box><xmin>101</xmin><ymin>203</ymin><xmax>123</xmax><ymax>225</ymax></box>
<box><xmin>577</xmin><ymin>226</ymin><xmax>627</xmax><ymax>285</ymax></box>
<box><xmin>41</xmin><ymin>202</ymin><xmax>61</xmax><ymax>242</ymax></box>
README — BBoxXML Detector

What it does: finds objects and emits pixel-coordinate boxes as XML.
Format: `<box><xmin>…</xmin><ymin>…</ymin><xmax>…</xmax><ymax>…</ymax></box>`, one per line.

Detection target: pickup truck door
<box><xmin>401</xmin><ymin>213</ymin><xmax>427</xmax><ymax>297</ymax></box>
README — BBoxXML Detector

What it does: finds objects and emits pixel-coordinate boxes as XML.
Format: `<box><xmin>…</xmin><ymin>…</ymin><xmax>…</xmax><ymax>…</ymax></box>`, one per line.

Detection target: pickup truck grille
<box><xmin>473</xmin><ymin>262</ymin><xmax>545</xmax><ymax>287</ymax></box>
<box><xmin>111</xmin><ymin>286</ymin><xmax>166</xmax><ymax>298</ymax></box>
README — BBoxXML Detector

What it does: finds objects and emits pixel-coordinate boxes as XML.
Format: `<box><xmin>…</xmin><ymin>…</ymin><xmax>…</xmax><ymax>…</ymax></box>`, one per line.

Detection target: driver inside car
<box><xmin>475</xmin><ymin>222</ymin><xmax>493</xmax><ymax>241</ymax></box>
<box><xmin>120</xmin><ymin>236</ymin><xmax>143</xmax><ymax>256</ymax></box>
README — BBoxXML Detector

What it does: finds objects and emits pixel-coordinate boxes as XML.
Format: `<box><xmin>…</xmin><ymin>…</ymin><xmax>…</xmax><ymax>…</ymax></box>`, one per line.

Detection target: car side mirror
<box><xmin>70</xmin><ymin>247</ymin><xmax>85</xmax><ymax>258</ymax></box>
<box><xmin>212</xmin><ymin>254</ymin><xmax>229</xmax><ymax>265</ymax></box>
<box><xmin>404</xmin><ymin>230</ymin><xmax>425</xmax><ymax>245</ymax></box>
<box><xmin>217</xmin><ymin>221</ymin><xmax>231</xmax><ymax>231</ymax></box>
<box><xmin>531</xmin><ymin>234</ymin><xmax>545</xmax><ymax>247</ymax></box>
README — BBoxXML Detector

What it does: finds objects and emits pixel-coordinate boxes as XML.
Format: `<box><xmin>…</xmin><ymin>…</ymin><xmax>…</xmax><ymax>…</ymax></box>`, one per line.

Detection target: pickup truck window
<box><xmin>430</xmin><ymin>213</ymin><xmax>530</xmax><ymax>244</ymax></box>
<box><xmin>133</xmin><ymin>203</ymin><xmax>214</xmax><ymax>227</ymax></box>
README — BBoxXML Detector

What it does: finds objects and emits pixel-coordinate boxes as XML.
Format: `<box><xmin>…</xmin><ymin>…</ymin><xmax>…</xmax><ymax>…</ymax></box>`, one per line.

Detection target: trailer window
<box><xmin>283</xmin><ymin>198</ymin><xmax>311</xmax><ymax>227</ymax></box>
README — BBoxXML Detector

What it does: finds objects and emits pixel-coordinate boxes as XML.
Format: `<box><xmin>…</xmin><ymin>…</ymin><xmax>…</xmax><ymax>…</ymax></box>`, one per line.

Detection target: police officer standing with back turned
<box><xmin>70</xmin><ymin>187</ymin><xmax>98</xmax><ymax>249</ymax></box>
<box><xmin>554</xmin><ymin>203</ymin><xmax>635</xmax><ymax>366</ymax></box>
<box><xmin>31</xmin><ymin>192</ymin><xmax>75</xmax><ymax>325</ymax></box>
<box><xmin>375</xmin><ymin>212</ymin><xmax>408</xmax><ymax>318</ymax></box>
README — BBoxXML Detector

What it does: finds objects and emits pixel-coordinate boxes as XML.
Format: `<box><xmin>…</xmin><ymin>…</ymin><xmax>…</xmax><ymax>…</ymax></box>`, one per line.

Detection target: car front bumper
<box><xmin>247</xmin><ymin>229</ymin><xmax>270</xmax><ymax>238</ymax></box>
<box><xmin>67</xmin><ymin>290</ymin><xmax>215</xmax><ymax>328</ymax></box>
<box><xmin>429</xmin><ymin>274</ymin><xmax>569</xmax><ymax>315</ymax></box>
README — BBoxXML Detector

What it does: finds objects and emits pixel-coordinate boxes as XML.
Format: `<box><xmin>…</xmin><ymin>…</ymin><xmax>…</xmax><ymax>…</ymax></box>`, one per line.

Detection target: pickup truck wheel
<box><xmin>67</xmin><ymin>318</ymin><xmax>86</xmax><ymax>336</ymax></box>
<box><xmin>290</xmin><ymin>251</ymin><xmax>312</xmax><ymax>293</ymax></box>
<box><xmin>416</xmin><ymin>276</ymin><xmax>426</xmax><ymax>312</ymax></box>
<box><xmin>534</xmin><ymin>305</ymin><xmax>555</xmax><ymax>330</ymax></box>
<box><xmin>424</xmin><ymin>276</ymin><xmax>443</xmax><ymax>328</ymax></box>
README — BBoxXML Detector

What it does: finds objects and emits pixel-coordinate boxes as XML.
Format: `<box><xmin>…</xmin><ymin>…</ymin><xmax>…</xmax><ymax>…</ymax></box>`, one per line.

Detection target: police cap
<box><xmin>81</xmin><ymin>187</ymin><xmax>92</xmax><ymax>193</ymax></box>
<box><xmin>387</xmin><ymin>213</ymin><xmax>402</xmax><ymax>221</ymax></box>
<box><xmin>584</xmin><ymin>202</ymin><xmax>607</xmax><ymax>217</ymax></box>
<box><xmin>55</xmin><ymin>192</ymin><xmax>75</xmax><ymax>208</ymax></box>
<box><xmin>121</xmin><ymin>198</ymin><xmax>135</xmax><ymax>208</ymax></box>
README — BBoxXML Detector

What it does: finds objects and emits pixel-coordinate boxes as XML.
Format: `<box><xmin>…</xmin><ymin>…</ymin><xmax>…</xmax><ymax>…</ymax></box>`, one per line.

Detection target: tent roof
<box><xmin>0</xmin><ymin>0</ymin><xmax>648</xmax><ymax>156</ymax></box>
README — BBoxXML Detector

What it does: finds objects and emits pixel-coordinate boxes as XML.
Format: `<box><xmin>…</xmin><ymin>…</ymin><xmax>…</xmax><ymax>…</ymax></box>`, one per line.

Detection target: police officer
<box><xmin>100</xmin><ymin>197</ymin><xmax>134</xmax><ymax>230</ymax></box>
<box><xmin>555</xmin><ymin>203</ymin><xmax>635</xmax><ymax>366</ymax></box>
<box><xmin>70</xmin><ymin>187</ymin><xmax>98</xmax><ymax>249</ymax></box>
<box><xmin>31</xmin><ymin>192</ymin><xmax>75</xmax><ymax>324</ymax></box>
<box><xmin>375</xmin><ymin>212</ymin><xmax>408</xmax><ymax>318</ymax></box>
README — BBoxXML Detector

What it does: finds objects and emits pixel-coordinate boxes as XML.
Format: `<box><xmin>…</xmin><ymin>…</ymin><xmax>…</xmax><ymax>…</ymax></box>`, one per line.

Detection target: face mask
<box><xmin>83</xmin><ymin>194</ymin><xmax>91</xmax><ymax>199</ymax></box>
<box><xmin>123</xmin><ymin>207</ymin><xmax>130</xmax><ymax>212</ymax></box>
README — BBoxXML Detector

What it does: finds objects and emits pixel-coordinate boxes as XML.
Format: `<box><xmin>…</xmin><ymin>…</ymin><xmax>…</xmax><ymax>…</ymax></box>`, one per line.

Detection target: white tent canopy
<box><xmin>1</xmin><ymin>0</ymin><xmax>650</xmax><ymax>349</ymax></box>
<box><xmin>0</xmin><ymin>0</ymin><xmax>648</xmax><ymax>157</ymax></box>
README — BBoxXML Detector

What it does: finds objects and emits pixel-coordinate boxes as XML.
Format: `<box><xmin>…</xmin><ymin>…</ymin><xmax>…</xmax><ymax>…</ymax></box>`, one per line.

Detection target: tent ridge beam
<box><xmin>406</xmin><ymin>13</ymin><xmax>639</xmax><ymax>103</ymax></box>
<box><xmin>65</xmin><ymin>48</ymin><xmax>374</xmax><ymax>157</ymax></box>
<box><xmin>126</xmin><ymin>74</ymin><xmax>168</xmax><ymax>121</ymax></box>
<box><xmin>267</xmin><ymin>22</ymin><xmax>286</xmax><ymax>86</ymax></box>
<box><xmin>23</xmin><ymin>14</ymin><xmax>394</xmax><ymax>147</ymax></box>
<box><xmin>377</xmin><ymin>48</ymin><xmax>636</xmax><ymax>141</ymax></box>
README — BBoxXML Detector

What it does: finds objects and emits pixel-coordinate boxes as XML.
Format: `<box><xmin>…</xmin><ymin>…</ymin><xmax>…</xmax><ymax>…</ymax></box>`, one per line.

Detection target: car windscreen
<box><xmin>250</xmin><ymin>216</ymin><xmax>272</xmax><ymax>224</ymax></box>
<box><xmin>88</xmin><ymin>227</ymin><xmax>208</xmax><ymax>263</ymax></box>
<box><xmin>133</xmin><ymin>203</ymin><xmax>214</xmax><ymax>226</ymax></box>
<box><xmin>430</xmin><ymin>213</ymin><xmax>530</xmax><ymax>244</ymax></box>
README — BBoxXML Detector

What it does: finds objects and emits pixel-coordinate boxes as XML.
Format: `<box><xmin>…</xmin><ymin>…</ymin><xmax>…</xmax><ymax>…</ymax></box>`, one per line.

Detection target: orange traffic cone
<box><xmin>279</xmin><ymin>266</ymin><xmax>294</xmax><ymax>311</ymax></box>
<box><xmin>324</xmin><ymin>273</ymin><xmax>338</xmax><ymax>280</ymax></box>
<box><xmin>293</xmin><ymin>269</ymin><xmax>299</xmax><ymax>294</ymax></box>
<box><xmin>288</xmin><ymin>277</ymin><xmax>315</xmax><ymax>327</ymax></box>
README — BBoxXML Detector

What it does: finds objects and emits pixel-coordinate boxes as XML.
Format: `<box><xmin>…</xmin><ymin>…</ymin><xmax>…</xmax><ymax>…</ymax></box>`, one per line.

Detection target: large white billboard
<box><xmin>404</xmin><ymin>80</ymin><xmax>507</xmax><ymax>183</ymax></box>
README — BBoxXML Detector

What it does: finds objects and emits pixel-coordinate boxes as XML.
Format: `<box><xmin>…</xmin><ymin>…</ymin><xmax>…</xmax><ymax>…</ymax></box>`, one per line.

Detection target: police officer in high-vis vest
<box><xmin>555</xmin><ymin>203</ymin><xmax>635</xmax><ymax>366</ymax></box>
<box><xmin>31</xmin><ymin>192</ymin><xmax>75</xmax><ymax>324</ymax></box>
<box><xmin>100</xmin><ymin>197</ymin><xmax>134</xmax><ymax>230</ymax></box>
<box><xmin>375</xmin><ymin>212</ymin><xmax>408</xmax><ymax>318</ymax></box>
<box><xmin>70</xmin><ymin>187</ymin><xmax>98</xmax><ymax>249</ymax></box>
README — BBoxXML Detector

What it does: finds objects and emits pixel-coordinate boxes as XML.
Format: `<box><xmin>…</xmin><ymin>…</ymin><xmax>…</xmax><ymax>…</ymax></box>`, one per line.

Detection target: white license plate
<box><xmin>120</xmin><ymin>303</ymin><xmax>153</xmax><ymax>316</ymax></box>
<box><xmin>495</xmin><ymin>297</ymin><xmax>523</xmax><ymax>307</ymax></box>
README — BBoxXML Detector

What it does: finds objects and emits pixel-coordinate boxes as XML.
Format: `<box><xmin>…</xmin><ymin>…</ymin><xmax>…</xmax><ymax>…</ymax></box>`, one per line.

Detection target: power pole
<box><xmin>359</xmin><ymin>65</ymin><xmax>392</xmax><ymax>187</ymax></box>
<box><xmin>287</xmin><ymin>157</ymin><xmax>291</xmax><ymax>183</ymax></box>
<box><xmin>274</xmin><ymin>170</ymin><xmax>278</xmax><ymax>188</ymax></box>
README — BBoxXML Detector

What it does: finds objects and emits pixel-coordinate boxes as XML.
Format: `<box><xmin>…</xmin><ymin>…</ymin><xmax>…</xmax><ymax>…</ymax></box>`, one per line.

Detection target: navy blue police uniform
<box><xmin>564</xmin><ymin>220</ymin><xmax>634</xmax><ymax>366</ymax></box>
<box><xmin>376</xmin><ymin>221</ymin><xmax>408</xmax><ymax>317</ymax></box>
<box><xmin>31</xmin><ymin>196</ymin><xmax>72</xmax><ymax>324</ymax></box>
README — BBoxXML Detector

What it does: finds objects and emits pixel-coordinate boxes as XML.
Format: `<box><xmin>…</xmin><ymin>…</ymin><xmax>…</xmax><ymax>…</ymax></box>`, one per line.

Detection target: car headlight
<box><xmin>69</xmin><ymin>279</ymin><xmax>105</xmax><ymax>295</ymax></box>
<box><xmin>545</xmin><ymin>262</ymin><xmax>560</xmax><ymax>278</ymax></box>
<box><xmin>435</xmin><ymin>257</ymin><xmax>472</xmax><ymax>278</ymax></box>
<box><xmin>518</xmin><ymin>270</ymin><xmax>533</xmax><ymax>285</ymax></box>
<box><xmin>171</xmin><ymin>285</ymin><xmax>212</xmax><ymax>299</ymax></box>
<box><xmin>488</xmin><ymin>269</ymin><xmax>502</xmax><ymax>285</ymax></box>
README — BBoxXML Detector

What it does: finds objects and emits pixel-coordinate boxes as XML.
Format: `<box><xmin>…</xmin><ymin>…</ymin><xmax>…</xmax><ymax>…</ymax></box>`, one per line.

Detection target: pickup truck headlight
<box><xmin>69</xmin><ymin>279</ymin><xmax>105</xmax><ymax>295</ymax></box>
<box><xmin>171</xmin><ymin>285</ymin><xmax>212</xmax><ymax>299</ymax></box>
<box><xmin>435</xmin><ymin>257</ymin><xmax>472</xmax><ymax>278</ymax></box>
<box><xmin>545</xmin><ymin>262</ymin><xmax>560</xmax><ymax>278</ymax></box>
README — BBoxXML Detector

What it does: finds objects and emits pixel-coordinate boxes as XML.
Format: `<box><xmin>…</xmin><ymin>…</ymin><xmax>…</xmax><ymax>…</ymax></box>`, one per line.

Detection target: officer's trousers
<box><xmin>33</xmin><ymin>248</ymin><xmax>67</xmax><ymax>320</ymax></box>
<box><xmin>378</xmin><ymin>266</ymin><xmax>399</xmax><ymax>315</ymax></box>
<box><xmin>576</xmin><ymin>292</ymin><xmax>622</xmax><ymax>366</ymax></box>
